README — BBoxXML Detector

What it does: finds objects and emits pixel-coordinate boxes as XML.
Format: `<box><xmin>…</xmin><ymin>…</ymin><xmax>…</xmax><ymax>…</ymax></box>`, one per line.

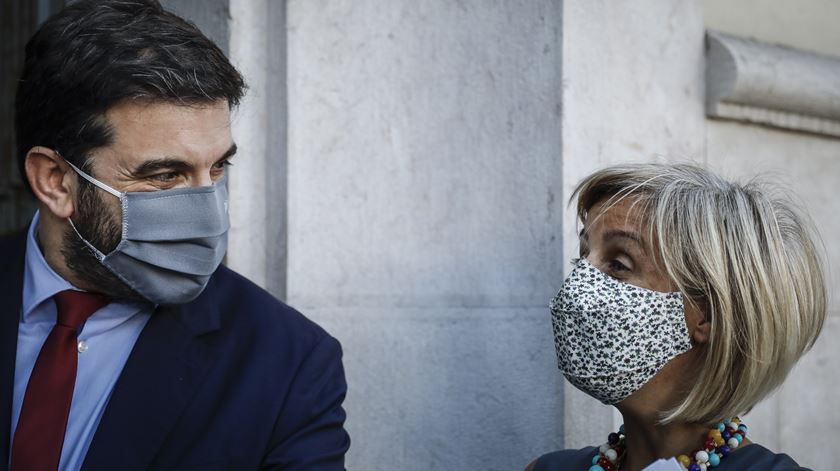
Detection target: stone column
<box><xmin>286</xmin><ymin>1</ymin><xmax>564</xmax><ymax>469</ymax></box>
<box><xmin>560</xmin><ymin>0</ymin><xmax>707</xmax><ymax>447</ymax></box>
<box><xmin>226</xmin><ymin>0</ymin><xmax>288</xmax><ymax>298</ymax></box>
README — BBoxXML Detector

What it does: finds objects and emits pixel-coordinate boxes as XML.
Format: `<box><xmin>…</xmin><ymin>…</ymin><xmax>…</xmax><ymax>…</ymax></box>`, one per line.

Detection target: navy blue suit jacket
<box><xmin>0</xmin><ymin>230</ymin><xmax>350</xmax><ymax>470</ymax></box>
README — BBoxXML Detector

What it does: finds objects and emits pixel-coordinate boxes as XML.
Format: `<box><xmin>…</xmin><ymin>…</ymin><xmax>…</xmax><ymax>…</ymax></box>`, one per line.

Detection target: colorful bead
<box><xmin>608</xmin><ymin>433</ymin><xmax>620</xmax><ymax>445</ymax></box>
<box><xmin>588</xmin><ymin>466</ymin><xmax>604</xmax><ymax>471</ymax></box>
<box><xmin>713</xmin><ymin>436</ymin><xmax>725</xmax><ymax>446</ymax></box>
<box><xmin>738</xmin><ymin>424</ymin><xmax>748</xmax><ymax>433</ymax></box>
<box><xmin>598</xmin><ymin>457</ymin><xmax>616</xmax><ymax>471</ymax></box>
<box><xmin>727</xmin><ymin>437</ymin><xmax>739</xmax><ymax>449</ymax></box>
<box><xmin>619</xmin><ymin>424</ymin><xmax>625</xmax><ymax>435</ymax></box>
<box><xmin>703</xmin><ymin>438</ymin><xmax>716</xmax><ymax>450</ymax></box>
<box><xmin>599</xmin><ymin>443</ymin><xmax>610</xmax><ymax>453</ymax></box>
<box><xmin>734</xmin><ymin>433</ymin><xmax>743</xmax><ymax>443</ymax></box>
<box><xmin>695</xmin><ymin>450</ymin><xmax>709</xmax><ymax>464</ymax></box>
<box><xmin>688</xmin><ymin>464</ymin><xmax>701</xmax><ymax>471</ymax></box>
<box><xmin>708</xmin><ymin>453</ymin><xmax>721</xmax><ymax>467</ymax></box>
<box><xmin>718</xmin><ymin>444</ymin><xmax>731</xmax><ymax>457</ymax></box>
<box><xmin>677</xmin><ymin>455</ymin><xmax>691</xmax><ymax>467</ymax></box>
<box><xmin>721</xmin><ymin>430</ymin><xmax>731</xmax><ymax>440</ymax></box>
<box><xmin>716</xmin><ymin>423</ymin><xmax>725</xmax><ymax>432</ymax></box>
<box><xmin>592</xmin><ymin>454</ymin><xmax>600</xmax><ymax>465</ymax></box>
<box><xmin>605</xmin><ymin>449</ymin><xmax>618</xmax><ymax>462</ymax></box>
<box><xmin>699</xmin><ymin>464</ymin><xmax>708</xmax><ymax>471</ymax></box>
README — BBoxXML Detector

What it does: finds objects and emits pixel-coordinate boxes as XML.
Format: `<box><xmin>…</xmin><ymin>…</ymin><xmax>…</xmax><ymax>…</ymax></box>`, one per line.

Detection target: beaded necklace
<box><xmin>588</xmin><ymin>418</ymin><xmax>748</xmax><ymax>471</ymax></box>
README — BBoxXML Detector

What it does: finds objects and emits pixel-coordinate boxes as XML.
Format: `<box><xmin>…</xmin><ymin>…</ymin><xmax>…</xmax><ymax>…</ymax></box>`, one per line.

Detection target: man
<box><xmin>1</xmin><ymin>1</ymin><xmax>350</xmax><ymax>470</ymax></box>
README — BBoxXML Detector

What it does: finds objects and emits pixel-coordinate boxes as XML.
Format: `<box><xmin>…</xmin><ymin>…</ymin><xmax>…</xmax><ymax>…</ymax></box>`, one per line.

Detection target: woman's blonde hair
<box><xmin>572</xmin><ymin>163</ymin><xmax>827</xmax><ymax>424</ymax></box>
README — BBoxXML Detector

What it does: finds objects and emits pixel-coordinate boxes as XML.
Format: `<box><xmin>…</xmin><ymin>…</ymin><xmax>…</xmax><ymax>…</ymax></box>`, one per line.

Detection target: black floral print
<box><xmin>550</xmin><ymin>258</ymin><xmax>693</xmax><ymax>404</ymax></box>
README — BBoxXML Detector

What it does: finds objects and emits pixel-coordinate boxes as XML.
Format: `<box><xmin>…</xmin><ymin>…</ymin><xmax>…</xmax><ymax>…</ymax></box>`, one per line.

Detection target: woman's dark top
<box><xmin>533</xmin><ymin>444</ymin><xmax>810</xmax><ymax>470</ymax></box>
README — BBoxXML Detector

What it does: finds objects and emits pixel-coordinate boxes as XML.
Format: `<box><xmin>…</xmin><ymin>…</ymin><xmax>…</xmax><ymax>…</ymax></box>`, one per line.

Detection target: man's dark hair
<box><xmin>15</xmin><ymin>0</ymin><xmax>246</xmax><ymax>190</ymax></box>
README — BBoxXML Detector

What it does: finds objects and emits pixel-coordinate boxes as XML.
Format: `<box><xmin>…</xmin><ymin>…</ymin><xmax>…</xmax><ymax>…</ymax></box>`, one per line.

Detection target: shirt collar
<box><xmin>22</xmin><ymin>211</ymin><xmax>77</xmax><ymax>322</ymax></box>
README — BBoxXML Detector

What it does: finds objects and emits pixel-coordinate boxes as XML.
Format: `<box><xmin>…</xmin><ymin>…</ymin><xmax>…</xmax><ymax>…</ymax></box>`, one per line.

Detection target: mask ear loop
<box><xmin>62</xmin><ymin>158</ymin><xmax>123</xmax><ymax>198</ymax></box>
<box><xmin>66</xmin><ymin>216</ymin><xmax>108</xmax><ymax>261</ymax></box>
<box><xmin>58</xmin><ymin>153</ymin><xmax>122</xmax><ymax>259</ymax></box>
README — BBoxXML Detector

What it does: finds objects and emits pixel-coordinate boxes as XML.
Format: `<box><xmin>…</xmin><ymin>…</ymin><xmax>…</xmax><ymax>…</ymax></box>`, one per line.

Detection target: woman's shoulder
<box><xmin>722</xmin><ymin>443</ymin><xmax>811</xmax><ymax>470</ymax></box>
<box><xmin>528</xmin><ymin>446</ymin><xmax>598</xmax><ymax>471</ymax></box>
<box><xmin>526</xmin><ymin>444</ymin><xmax>808</xmax><ymax>471</ymax></box>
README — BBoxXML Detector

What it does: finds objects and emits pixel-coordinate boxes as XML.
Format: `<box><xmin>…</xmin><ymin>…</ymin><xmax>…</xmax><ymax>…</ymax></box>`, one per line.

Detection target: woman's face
<box><xmin>580</xmin><ymin>197</ymin><xmax>673</xmax><ymax>293</ymax></box>
<box><xmin>581</xmin><ymin>196</ymin><xmax>710</xmax><ymax>411</ymax></box>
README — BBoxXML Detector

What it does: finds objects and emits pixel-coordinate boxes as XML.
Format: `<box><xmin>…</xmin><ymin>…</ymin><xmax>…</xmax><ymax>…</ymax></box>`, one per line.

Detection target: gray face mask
<box><xmin>65</xmin><ymin>160</ymin><xmax>230</xmax><ymax>305</ymax></box>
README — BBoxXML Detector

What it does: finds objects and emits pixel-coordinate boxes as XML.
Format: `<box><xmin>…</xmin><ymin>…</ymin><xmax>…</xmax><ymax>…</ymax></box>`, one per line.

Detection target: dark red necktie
<box><xmin>11</xmin><ymin>290</ymin><xmax>109</xmax><ymax>471</ymax></box>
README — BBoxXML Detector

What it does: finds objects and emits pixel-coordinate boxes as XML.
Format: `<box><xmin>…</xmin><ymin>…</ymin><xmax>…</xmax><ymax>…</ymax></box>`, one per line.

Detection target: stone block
<box><xmin>308</xmin><ymin>307</ymin><xmax>564</xmax><ymax>471</ymax></box>
<box><xmin>286</xmin><ymin>0</ymin><xmax>564</xmax><ymax>309</ymax></box>
<box><xmin>706</xmin><ymin>121</ymin><xmax>840</xmax><ymax>313</ymax></box>
<box><xmin>777</xmin><ymin>314</ymin><xmax>840</xmax><ymax>470</ymax></box>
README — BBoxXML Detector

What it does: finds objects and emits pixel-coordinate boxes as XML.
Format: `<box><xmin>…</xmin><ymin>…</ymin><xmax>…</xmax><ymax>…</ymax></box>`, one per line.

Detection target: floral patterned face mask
<box><xmin>549</xmin><ymin>258</ymin><xmax>693</xmax><ymax>405</ymax></box>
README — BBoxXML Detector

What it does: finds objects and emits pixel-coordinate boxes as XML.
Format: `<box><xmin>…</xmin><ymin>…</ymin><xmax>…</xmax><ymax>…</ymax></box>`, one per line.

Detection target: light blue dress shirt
<box><xmin>12</xmin><ymin>212</ymin><xmax>152</xmax><ymax>471</ymax></box>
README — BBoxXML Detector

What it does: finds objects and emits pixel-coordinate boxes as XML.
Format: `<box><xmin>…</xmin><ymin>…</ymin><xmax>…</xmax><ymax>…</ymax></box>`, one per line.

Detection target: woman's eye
<box><xmin>608</xmin><ymin>259</ymin><xmax>630</xmax><ymax>272</ymax></box>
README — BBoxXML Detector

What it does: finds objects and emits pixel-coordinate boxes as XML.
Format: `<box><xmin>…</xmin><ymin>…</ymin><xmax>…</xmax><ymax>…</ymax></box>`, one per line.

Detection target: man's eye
<box><xmin>212</xmin><ymin>159</ymin><xmax>233</xmax><ymax>170</ymax></box>
<box><xmin>150</xmin><ymin>172</ymin><xmax>180</xmax><ymax>182</ymax></box>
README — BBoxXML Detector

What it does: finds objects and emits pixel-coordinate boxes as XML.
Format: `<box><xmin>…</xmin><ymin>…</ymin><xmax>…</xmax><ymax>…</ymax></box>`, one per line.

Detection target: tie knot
<box><xmin>52</xmin><ymin>290</ymin><xmax>110</xmax><ymax>329</ymax></box>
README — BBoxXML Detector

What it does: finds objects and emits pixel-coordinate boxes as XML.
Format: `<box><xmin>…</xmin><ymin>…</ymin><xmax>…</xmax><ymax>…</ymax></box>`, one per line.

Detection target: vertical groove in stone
<box><xmin>264</xmin><ymin>0</ymin><xmax>288</xmax><ymax>300</ymax></box>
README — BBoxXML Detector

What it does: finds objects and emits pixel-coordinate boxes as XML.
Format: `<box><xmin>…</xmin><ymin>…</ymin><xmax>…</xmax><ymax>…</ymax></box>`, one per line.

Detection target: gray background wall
<box><xmin>284</xmin><ymin>1</ymin><xmax>565</xmax><ymax>468</ymax></box>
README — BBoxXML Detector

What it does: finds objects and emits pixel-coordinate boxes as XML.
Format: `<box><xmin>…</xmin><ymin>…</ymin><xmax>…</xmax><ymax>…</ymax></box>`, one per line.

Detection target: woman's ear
<box><xmin>685</xmin><ymin>299</ymin><xmax>711</xmax><ymax>345</ymax></box>
<box><xmin>25</xmin><ymin>146</ymin><xmax>76</xmax><ymax>219</ymax></box>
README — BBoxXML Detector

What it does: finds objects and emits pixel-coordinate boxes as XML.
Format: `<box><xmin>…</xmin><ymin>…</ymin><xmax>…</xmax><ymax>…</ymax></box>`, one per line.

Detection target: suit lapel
<box><xmin>0</xmin><ymin>232</ymin><xmax>27</xmax><ymax>471</ymax></box>
<box><xmin>82</xmin><ymin>278</ymin><xmax>222</xmax><ymax>471</ymax></box>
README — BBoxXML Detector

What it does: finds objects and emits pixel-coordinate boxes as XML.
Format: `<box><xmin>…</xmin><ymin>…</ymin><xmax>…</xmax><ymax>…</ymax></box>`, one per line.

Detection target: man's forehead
<box><xmin>105</xmin><ymin>99</ymin><xmax>232</xmax><ymax>132</ymax></box>
<box><xmin>99</xmin><ymin>100</ymin><xmax>233</xmax><ymax>166</ymax></box>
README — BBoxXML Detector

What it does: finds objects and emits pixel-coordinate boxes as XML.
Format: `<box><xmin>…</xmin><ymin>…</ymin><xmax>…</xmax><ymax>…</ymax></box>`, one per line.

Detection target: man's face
<box><xmin>62</xmin><ymin>100</ymin><xmax>236</xmax><ymax>300</ymax></box>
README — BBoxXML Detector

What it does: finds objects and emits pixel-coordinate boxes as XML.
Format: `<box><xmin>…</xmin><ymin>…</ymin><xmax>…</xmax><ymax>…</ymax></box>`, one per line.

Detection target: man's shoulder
<box><xmin>201</xmin><ymin>264</ymin><xmax>334</xmax><ymax>351</ymax></box>
<box><xmin>0</xmin><ymin>229</ymin><xmax>28</xmax><ymax>281</ymax></box>
<box><xmin>0</xmin><ymin>229</ymin><xmax>27</xmax><ymax>255</ymax></box>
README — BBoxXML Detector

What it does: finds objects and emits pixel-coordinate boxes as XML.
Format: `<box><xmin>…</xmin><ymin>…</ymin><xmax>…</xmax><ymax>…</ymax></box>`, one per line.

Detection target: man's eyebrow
<box><xmin>215</xmin><ymin>143</ymin><xmax>237</xmax><ymax>164</ymax></box>
<box><xmin>128</xmin><ymin>144</ymin><xmax>237</xmax><ymax>177</ymax></box>
<box><xmin>129</xmin><ymin>158</ymin><xmax>192</xmax><ymax>177</ymax></box>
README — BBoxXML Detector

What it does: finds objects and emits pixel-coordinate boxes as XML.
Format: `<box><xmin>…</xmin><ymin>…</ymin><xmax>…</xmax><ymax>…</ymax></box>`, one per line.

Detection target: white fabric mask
<box><xmin>549</xmin><ymin>258</ymin><xmax>693</xmax><ymax>405</ymax></box>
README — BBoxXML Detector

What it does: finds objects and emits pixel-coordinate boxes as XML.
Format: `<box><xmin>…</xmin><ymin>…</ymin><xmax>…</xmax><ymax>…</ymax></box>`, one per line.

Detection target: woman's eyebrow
<box><xmin>602</xmin><ymin>229</ymin><xmax>646</xmax><ymax>249</ymax></box>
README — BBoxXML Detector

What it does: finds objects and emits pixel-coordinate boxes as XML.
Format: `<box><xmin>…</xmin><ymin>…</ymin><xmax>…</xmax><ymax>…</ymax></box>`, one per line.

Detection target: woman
<box><xmin>527</xmin><ymin>164</ymin><xmax>825</xmax><ymax>471</ymax></box>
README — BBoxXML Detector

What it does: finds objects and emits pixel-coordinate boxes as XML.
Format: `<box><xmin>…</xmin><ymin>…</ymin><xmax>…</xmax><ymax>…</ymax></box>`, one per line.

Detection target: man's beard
<box><xmin>61</xmin><ymin>180</ymin><xmax>145</xmax><ymax>301</ymax></box>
